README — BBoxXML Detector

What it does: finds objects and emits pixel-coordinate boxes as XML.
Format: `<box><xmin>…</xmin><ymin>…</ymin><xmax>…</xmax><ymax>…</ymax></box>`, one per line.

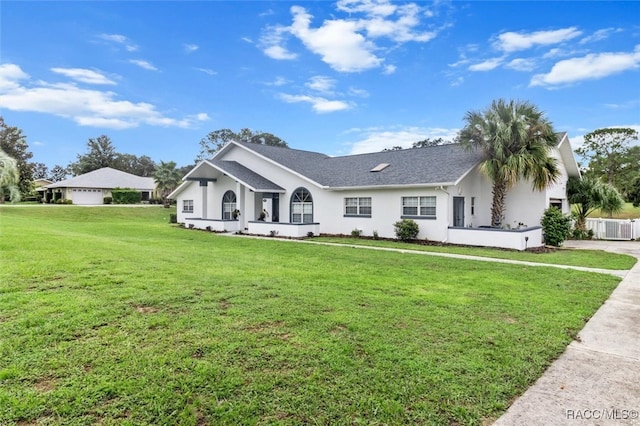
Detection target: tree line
<box><xmin>0</xmin><ymin>118</ymin><xmax>290</xmax><ymax>202</ymax></box>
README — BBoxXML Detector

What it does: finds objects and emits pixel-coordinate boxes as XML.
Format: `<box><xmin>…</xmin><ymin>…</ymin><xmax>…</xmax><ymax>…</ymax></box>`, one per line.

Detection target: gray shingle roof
<box><xmin>233</xmin><ymin>142</ymin><xmax>484</xmax><ymax>188</ymax></box>
<box><xmin>46</xmin><ymin>167</ymin><xmax>155</xmax><ymax>190</ymax></box>
<box><xmin>209</xmin><ymin>160</ymin><xmax>284</xmax><ymax>192</ymax></box>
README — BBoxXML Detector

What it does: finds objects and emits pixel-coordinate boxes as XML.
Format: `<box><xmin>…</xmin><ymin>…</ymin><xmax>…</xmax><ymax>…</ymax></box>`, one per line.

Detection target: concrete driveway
<box><xmin>494</xmin><ymin>240</ymin><xmax>640</xmax><ymax>425</ymax></box>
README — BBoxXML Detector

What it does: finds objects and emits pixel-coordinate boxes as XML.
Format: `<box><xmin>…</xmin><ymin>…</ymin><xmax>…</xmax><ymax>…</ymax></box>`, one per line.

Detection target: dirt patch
<box><xmin>134</xmin><ymin>305</ymin><xmax>159</xmax><ymax>314</ymax></box>
<box><xmin>34</xmin><ymin>377</ymin><xmax>56</xmax><ymax>393</ymax></box>
<box><xmin>330</xmin><ymin>324</ymin><xmax>348</xmax><ymax>335</ymax></box>
<box><xmin>219</xmin><ymin>298</ymin><xmax>229</xmax><ymax>311</ymax></box>
<box><xmin>244</xmin><ymin>320</ymin><xmax>284</xmax><ymax>333</ymax></box>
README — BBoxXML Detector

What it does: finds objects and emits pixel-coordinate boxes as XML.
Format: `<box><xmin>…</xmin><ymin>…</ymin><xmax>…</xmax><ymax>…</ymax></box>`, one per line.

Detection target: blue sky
<box><xmin>1</xmin><ymin>1</ymin><xmax>639</xmax><ymax>170</ymax></box>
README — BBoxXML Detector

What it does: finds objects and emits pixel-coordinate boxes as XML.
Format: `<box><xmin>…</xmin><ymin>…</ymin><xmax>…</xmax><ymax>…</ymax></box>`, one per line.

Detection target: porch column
<box><xmin>236</xmin><ymin>181</ymin><xmax>244</xmax><ymax>229</ymax></box>
<box><xmin>200</xmin><ymin>180</ymin><xmax>208</xmax><ymax>219</ymax></box>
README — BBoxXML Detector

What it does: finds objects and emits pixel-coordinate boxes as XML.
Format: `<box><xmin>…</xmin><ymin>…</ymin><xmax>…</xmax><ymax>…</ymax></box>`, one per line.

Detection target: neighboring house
<box><xmin>34</xmin><ymin>179</ymin><xmax>53</xmax><ymax>201</ymax></box>
<box><xmin>44</xmin><ymin>167</ymin><xmax>156</xmax><ymax>205</ymax></box>
<box><xmin>169</xmin><ymin>133</ymin><xmax>579</xmax><ymax>250</ymax></box>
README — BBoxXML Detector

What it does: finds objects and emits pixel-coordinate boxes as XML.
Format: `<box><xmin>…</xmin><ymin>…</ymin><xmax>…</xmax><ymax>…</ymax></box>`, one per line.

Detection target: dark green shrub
<box><xmin>351</xmin><ymin>228</ymin><xmax>362</xmax><ymax>237</ymax></box>
<box><xmin>169</xmin><ymin>213</ymin><xmax>177</xmax><ymax>224</ymax></box>
<box><xmin>63</xmin><ymin>199</ymin><xmax>72</xmax><ymax>204</ymax></box>
<box><xmin>541</xmin><ymin>207</ymin><xmax>571</xmax><ymax>246</ymax></box>
<box><xmin>112</xmin><ymin>188</ymin><xmax>142</xmax><ymax>204</ymax></box>
<box><xmin>394</xmin><ymin>219</ymin><xmax>419</xmax><ymax>241</ymax></box>
<box><xmin>103</xmin><ymin>196</ymin><xmax>113</xmax><ymax>204</ymax></box>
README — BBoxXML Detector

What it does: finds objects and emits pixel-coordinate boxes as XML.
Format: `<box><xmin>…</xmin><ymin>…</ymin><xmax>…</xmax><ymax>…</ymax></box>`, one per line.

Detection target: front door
<box><xmin>453</xmin><ymin>197</ymin><xmax>465</xmax><ymax>227</ymax></box>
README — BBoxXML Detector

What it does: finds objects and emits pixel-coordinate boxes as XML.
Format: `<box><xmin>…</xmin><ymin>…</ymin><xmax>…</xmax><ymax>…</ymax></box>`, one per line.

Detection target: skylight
<box><xmin>370</xmin><ymin>163</ymin><xmax>390</xmax><ymax>172</ymax></box>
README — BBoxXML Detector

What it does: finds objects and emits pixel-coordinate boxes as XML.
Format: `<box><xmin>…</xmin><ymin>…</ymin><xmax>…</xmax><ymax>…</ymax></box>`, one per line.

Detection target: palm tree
<box><xmin>459</xmin><ymin>99</ymin><xmax>560</xmax><ymax>227</ymax></box>
<box><xmin>153</xmin><ymin>161</ymin><xmax>182</xmax><ymax>205</ymax></box>
<box><xmin>567</xmin><ymin>176</ymin><xmax>624</xmax><ymax>231</ymax></box>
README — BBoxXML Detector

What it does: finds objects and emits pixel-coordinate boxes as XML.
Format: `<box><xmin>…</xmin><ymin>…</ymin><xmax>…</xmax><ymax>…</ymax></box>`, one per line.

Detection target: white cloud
<box><xmin>579</xmin><ymin>28</ymin><xmax>622</xmax><ymax>44</ymax></box>
<box><xmin>469</xmin><ymin>57</ymin><xmax>503</xmax><ymax>72</ymax></box>
<box><xmin>195</xmin><ymin>68</ymin><xmax>217</xmax><ymax>76</ymax></box>
<box><xmin>347</xmin><ymin>126</ymin><xmax>459</xmax><ymax>154</ymax></box>
<box><xmin>241</xmin><ymin>37</ymin><xmax>253</xmax><ymax>43</ymax></box>
<box><xmin>383</xmin><ymin>64</ymin><xmax>396</xmax><ymax>75</ymax></box>
<box><xmin>0</xmin><ymin>64</ymin><xmax>205</xmax><ymax>130</ymax></box>
<box><xmin>129</xmin><ymin>59</ymin><xmax>158</xmax><ymax>71</ymax></box>
<box><xmin>348</xmin><ymin>87</ymin><xmax>369</xmax><ymax>97</ymax></box>
<box><xmin>494</xmin><ymin>27</ymin><xmax>582</xmax><ymax>52</ymax></box>
<box><xmin>264</xmin><ymin>45</ymin><xmax>298</xmax><ymax>60</ymax></box>
<box><xmin>289</xmin><ymin>6</ymin><xmax>382</xmax><ymax>72</ymax></box>
<box><xmin>260</xmin><ymin>26</ymin><xmax>298</xmax><ymax>60</ymax></box>
<box><xmin>531</xmin><ymin>46</ymin><xmax>640</xmax><ymax>87</ymax></box>
<box><xmin>336</xmin><ymin>0</ymin><xmax>397</xmax><ymax>17</ymax></box>
<box><xmin>50</xmin><ymin>68</ymin><xmax>116</xmax><ymax>85</ymax></box>
<box><xmin>184</xmin><ymin>44</ymin><xmax>199</xmax><ymax>53</ymax></box>
<box><xmin>305</xmin><ymin>76</ymin><xmax>336</xmax><ymax>94</ymax></box>
<box><xmin>279</xmin><ymin>93</ymin><xmax>352</xmax><ymax>113</ymax></box>
<box><xmin>98</xmin><ymin>33</ymin><xmax>138</xmax><ymax>52</ymax></box>
<box><xmin>505</xmin><ymin>58</ymin><xmax>536</xmax><ymax>72</ymax></box>
<box><xmin>260</xmin><ymin>1</ymin><xmax>436</xmax><ymax>73</ymax></box>
<box><xmin>264</xmin><ymin>76</ymin><xmax>289</xmax><ymax>86</ymax></box>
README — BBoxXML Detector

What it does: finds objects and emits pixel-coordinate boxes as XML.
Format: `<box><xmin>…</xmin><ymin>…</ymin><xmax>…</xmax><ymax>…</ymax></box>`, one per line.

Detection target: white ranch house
<box><xmin>44</xmin><ymin>167</ymin><xmax>156</xmax><ymax>205</ymax></box>
<box><xmin>169</xmin><ymin>133</ymin><xmax>579</xmax><ymax>250</ymax></box>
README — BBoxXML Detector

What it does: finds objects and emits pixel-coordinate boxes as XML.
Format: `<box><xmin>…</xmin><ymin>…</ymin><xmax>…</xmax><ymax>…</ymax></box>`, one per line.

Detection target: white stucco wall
<box><xmin>175</xmin><ymin>182</ymin><xmax>201</xmax><ymax>223</ymax></box>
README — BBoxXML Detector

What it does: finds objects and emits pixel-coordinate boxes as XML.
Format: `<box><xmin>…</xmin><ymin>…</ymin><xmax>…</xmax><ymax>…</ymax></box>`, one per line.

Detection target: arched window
<box><xmin>222</xmin><ymin>190</ymin><xmax>237</xmax><ymax>220</ymax></box>
<box><xmin>290</xmin><ymin>187</ymin><xmax>313</xmax><ymax>223</ymax></box>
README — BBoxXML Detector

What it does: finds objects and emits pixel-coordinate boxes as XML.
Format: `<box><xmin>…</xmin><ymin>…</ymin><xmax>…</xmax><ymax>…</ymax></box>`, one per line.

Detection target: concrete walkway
<box><xmin>494</xmin><ymin>240</ymin><xmax>640</xmax><ymax>425</ymax></box>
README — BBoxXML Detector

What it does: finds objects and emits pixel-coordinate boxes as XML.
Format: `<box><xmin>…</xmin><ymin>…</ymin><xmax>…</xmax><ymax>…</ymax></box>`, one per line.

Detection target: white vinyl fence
<box><xmin>585</xmin><ymin>218</ymin><xmax>639</xmax><ymax>240</ymax></box>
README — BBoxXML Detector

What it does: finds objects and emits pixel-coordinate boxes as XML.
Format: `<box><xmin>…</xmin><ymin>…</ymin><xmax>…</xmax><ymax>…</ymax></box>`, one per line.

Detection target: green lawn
<box><xmin>0</xmin><ymin>206</ymin><xmax>623</xmax><ymax>425</ymax></box>
<box><xmin>585</xmin><ymin>202</ymin><xmax>640</xmax><ymax>220</ymax></box>
<box><xmin>309</xmin><ymin>237</ymin><xmax>637</xmax><ymax>270</ymax></box>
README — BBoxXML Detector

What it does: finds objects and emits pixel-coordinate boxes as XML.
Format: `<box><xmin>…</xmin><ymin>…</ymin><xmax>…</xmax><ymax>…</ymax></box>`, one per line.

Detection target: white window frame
<box><xmin>401</xmin><ymin>196</ymin><xmax>436</xmax><ymax>218</ymax></box>
<box><xmin>183</xmin><ymin>199</ymin><xmax>194</xmax><ymax>213</ymax></box>
<box><xmin>344</xmin><ymin>197</ymin><xmax>372</xmax><ymax>217</ymax></box>
<box><xmin>291</xmin><ymin>188</ymin><xmax>313</xmax><ymax>223</ymax></box>
<box><xmin>222</xmin><ymin>191</ymin><xmax>237</xmax><ymax>220</ymax></box>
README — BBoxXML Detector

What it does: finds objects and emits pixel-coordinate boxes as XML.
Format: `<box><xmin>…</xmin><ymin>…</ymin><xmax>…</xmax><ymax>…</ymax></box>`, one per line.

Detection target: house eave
<box><xmin>327</xmin><ymin>182</ymin><xmax>456</xmax><ymax>191</ymax></box>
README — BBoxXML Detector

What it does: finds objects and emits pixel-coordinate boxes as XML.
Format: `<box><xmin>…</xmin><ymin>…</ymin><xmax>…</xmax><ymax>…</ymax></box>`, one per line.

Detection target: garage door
<box><xmin>72</xmin><ymin>188</ymin><xmax>103</xmax><ymax>205</ymax></box>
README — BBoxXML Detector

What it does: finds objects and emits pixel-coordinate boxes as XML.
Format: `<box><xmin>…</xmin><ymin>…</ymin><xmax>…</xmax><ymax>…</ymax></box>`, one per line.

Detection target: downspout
<box><xmin>437</xmin><ymin>186</ymin><xmax>450</xmax><ymax>243</ymax></box>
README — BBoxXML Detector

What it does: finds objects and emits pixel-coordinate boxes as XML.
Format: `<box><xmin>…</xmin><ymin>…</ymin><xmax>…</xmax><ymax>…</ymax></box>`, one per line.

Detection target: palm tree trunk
<box><xmin>491</xmin><ymin>179</ymin><xmax>507</xmax><ymax>227</ymax></box>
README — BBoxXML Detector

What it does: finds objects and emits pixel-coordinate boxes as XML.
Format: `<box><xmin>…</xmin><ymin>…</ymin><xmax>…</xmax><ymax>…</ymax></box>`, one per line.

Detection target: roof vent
<box><xmin>370</xmin><ymin>163</ymin><xmax>390</xmax><ymax>172</ymax></box>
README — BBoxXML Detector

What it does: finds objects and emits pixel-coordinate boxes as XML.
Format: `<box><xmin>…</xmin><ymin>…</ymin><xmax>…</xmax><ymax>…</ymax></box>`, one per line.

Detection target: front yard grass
<box><xmin>0</xmin><ymin>206</ymin><xmax>623</xmax><ymax>425</ymax></box>
<box><xmin>310</xmin><ymin>237</ymin><xmax>637</xmax><ymax>270</ymax></box>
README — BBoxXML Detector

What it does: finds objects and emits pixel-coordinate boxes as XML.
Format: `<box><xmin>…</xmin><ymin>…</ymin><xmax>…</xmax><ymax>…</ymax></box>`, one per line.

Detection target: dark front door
<box><xmin>272</xmin><ymin>193</ymin><xmax>280</xmax><ymax>222</ymax></box>
<box><xmin>453</xmin><ymin>197</ymin><xmax>465</xmax><ymax>227</ymax></box>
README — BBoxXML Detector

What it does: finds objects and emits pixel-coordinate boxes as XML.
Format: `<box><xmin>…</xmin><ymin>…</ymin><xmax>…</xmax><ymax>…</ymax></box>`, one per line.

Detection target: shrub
<box><xmin>63</xmin><ymin>199</ymin><xmax>72</xmax><ymax>204</ymax></box>
<box><xmin>111</xmin><ymin>188</ymin><xmax>142</xmax><ymax>204</ymax></box>
<box><xmin>351</xmin><ymin>228</ymin><xmax>362</xmax><ymax>237</ymax></box>
<box><xmin>103</xmin><ymin>196</ymin><xmax>113</xmax><ymax>204</ymax></box>
<box><xmin>541</xmin><ymin>207</ymin><xmax>571</xmax><ymax>247</ymax></box>
<box><xmin>169</xmin><ymin>213</ymin><xmax>177</xmax><ymax>224</ymax></box>
<box><xmin>306</xmin><ymin>232</ymin><xmax>314</xmax><ymax>238</ymax></box>
<box><xmin>393</xmin><ymin>219</ymin><xmax>419</xmax><ymax>241</ymax></box>
<box><xmin>373</xmin><ymin>230</ymin><xmax>379</xmax><ymax>240</ymax></box>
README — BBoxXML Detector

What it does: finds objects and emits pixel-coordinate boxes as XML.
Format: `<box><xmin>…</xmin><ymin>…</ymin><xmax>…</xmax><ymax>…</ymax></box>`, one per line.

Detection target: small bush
<box><xmin>541</xmin><ymin>207</ymin><xmax>571</xmax><ymax>247</ymax></box>
<box><xmin>306</xmin><ymin>232</ymin><xmax>314</xmax><ymax>238</ymax></box>
<box><xmin>63</xmin><ymin>199</ymin><xmax>72</xmax><ymax>205</ymax></box>
<box><xmin>269</xmin><ymin>230</ymin><xmax>279</xmax><ymax>237</ymax></box>
<box><xmin>169</xmin><ymin>213</ymin><xmax>177</xmax><ymax>224</ymax></box>
<box><xmin>351</xmin><ymin>228</ymin><xmax>362</xmax><ymax>237</ymax></box>
<box><xmin>394</xmin><ymin>219</ymin><xmax>419</xmax><ymax>241</ymax></box>
<box><xmin>103</xmin><ymin>196</ymin><xmax>113</xmax><ymax>204</ymax></box>
<box><xmin>373</xmin><ymin>230</ymin><xmax>379</xmax><ymax>240</ymax></box>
